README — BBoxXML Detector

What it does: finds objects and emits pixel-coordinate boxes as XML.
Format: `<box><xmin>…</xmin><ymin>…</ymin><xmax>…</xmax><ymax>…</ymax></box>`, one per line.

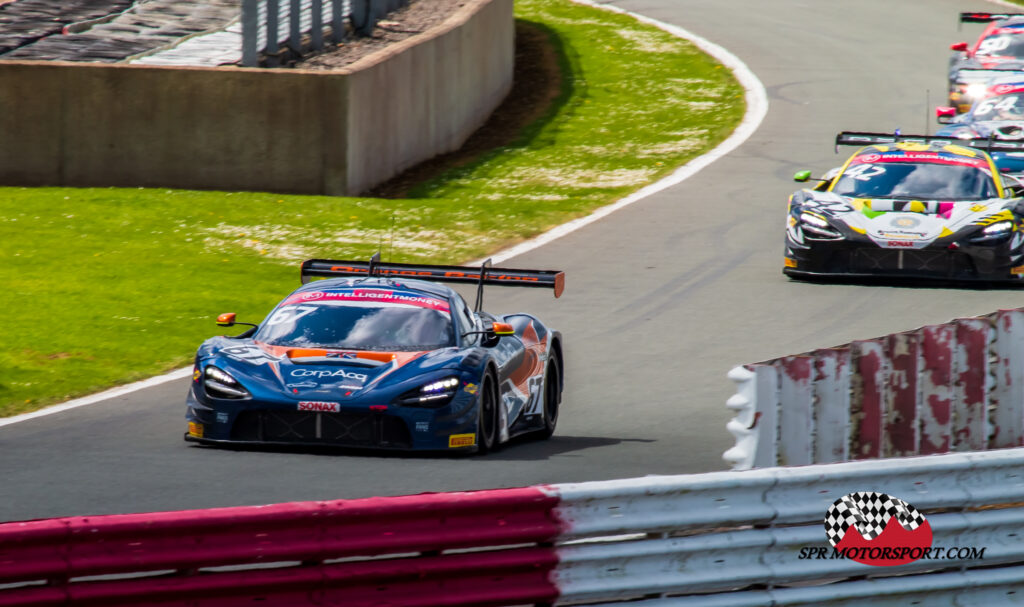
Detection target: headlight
<box><xmin>985</xmin><ymin>221</ymin><xmax>1014</xmax><ymax>235</ymax></box>
<box><xmin>798</xmin><ymin>212</ymin><xmax>843</xmax><ymax>239</ymax></box>
<box><xmin>395</xmin><ymin>376</ymin><xmax>460</xmax><ymax>407</ymax></box>
<box><xmin>422</xmin><ymin>377</ymin><xmax>459</xmax><ymax>394</ymax></box>
<box><xmin>204</xmin><ymin>366</ymin><xmax>250</xmax><ymax>399</ymax></box>
<box><xmin>968</xmin><ymin>220</ymin><xmax>1015</xmax><ymax>244</ymax></box>
<box><xmin>965</xmin><ymin>83</ymin><xmax>987</xmax><ymax>99</ymax></box>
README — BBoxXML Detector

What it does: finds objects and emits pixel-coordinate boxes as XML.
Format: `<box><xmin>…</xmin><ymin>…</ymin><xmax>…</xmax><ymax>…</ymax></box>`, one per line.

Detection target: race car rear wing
<box><xmin>301</xmin><ymin>255</ymin><xmax>565</xmax><ymax>311</ymax></box>
<box><xmin>953</xmin><ymin>68</ymin><xmax>1024</xmax><ymax>84</ymax></box>
<box><xmin>835</xmin><ymin>131</ymin><xmax>1024</xmax><ymax>154</ymax></box>
<box><xmin>960</xmin><ymin>12</ymin><xmax>1024</xmax><ymax>24</ymax></box>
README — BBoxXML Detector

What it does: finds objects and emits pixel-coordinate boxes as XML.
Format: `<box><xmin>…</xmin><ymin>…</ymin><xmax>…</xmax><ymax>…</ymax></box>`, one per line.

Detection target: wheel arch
<box><xmin>549</xmin><ymin>333</ymin><xmax>564</xmax><ymax>391</ymax></box>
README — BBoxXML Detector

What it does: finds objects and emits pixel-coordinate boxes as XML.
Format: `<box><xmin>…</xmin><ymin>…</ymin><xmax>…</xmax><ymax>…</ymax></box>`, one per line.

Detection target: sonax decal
<box><xmin>298</xmin><ymin>401</ymin><xmax>341</xmax><ymax>412</ymax></box>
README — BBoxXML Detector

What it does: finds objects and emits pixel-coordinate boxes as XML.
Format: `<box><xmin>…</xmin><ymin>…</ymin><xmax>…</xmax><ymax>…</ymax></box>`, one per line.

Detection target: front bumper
<box><xmin>784</xmin><ymin>238</ymin><xmax>1024</xmax><ymax>282</ymax></box>
<box><xmin>184</xmin><ymin>384</ymin><xmax>481</xmax><ymax>452</ymax></box>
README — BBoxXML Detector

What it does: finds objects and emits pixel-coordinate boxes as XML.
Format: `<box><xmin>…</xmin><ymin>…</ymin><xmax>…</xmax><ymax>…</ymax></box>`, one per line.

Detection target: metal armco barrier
<box><xmin>3</xmin><ymin>449</ymin><xmax>1024</xmax><ymax>606</ymax></box>
<box><xmin>0</xmin><ymin>488</ymin><xmax>562</xmax><ymax>606</ymax></box>
<box><xmin>723</xmin><ymin>307</ymin><xmax>1024</xmax><ymax>470</ymax></box>
<box><xmin>240</xmin><ymin>0</ymin><xmax>408</xmax><ymax>66</ymax></box>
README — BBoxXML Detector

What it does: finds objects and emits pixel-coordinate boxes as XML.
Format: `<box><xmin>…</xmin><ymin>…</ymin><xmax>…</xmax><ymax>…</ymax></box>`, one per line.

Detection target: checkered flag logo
<box><xmin>825</xmin><ymin>491</ymin><xmax>926</xmax><ymax>547</ymax></box>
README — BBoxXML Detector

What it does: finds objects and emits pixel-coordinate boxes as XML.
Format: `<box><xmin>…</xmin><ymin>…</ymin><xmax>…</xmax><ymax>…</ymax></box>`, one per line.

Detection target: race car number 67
<box><xmin>267</xmin><ymin>305</ymin><xmax>318</xmax><ymax>325</ymax></box>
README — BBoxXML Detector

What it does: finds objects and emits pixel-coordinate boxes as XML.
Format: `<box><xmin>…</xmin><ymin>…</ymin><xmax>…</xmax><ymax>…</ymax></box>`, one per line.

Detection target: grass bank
<box><xmin>0</xmin><ymin>0</ymin><xmax>745</xmax><ymax>416</ymax></box>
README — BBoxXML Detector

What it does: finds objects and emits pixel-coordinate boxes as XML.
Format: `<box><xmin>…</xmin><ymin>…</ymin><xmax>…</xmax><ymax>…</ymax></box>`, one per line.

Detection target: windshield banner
<box><xmin>851</xmin><ymin>152</ymin><xmax>989</xmax><ymax>169</ymax></box>
<box><xmin>281</xmin><ymin>290</ymin><xmax>451</xmax><ymax>312</ymax></box>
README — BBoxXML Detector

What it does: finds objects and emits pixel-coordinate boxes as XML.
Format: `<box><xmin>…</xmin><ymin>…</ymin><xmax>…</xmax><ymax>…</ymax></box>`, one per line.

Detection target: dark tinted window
<box><xmin>452</xmin><ymin>296</ymin><xmax>474</xmax><ymax>330</ymax></box>
<box><xmin>256</xmin><ymin>303</ymin><xmax>454</xmax><ymax>351</ymax></box>
<box><xmin>832</xmin><ymin>162</ymin><xmax>998</xmax><ymax>200</ymax></box>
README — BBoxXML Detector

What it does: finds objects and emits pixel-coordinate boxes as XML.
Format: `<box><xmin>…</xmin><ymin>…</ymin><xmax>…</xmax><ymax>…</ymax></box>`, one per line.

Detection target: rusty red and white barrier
<box><xmin>5</xmin><ymin>449</ymin><xmax>1024</xmax><ymax>606</ymax></box>
<box><xmin>724</xmin><ymin>307</ymin><xmax>1024</xmax><ymax>470</ymax></box>
<box><xmin>0</xmin><ymin>487</ymin><xmax>563</xmax><ymax>607</ymax></box>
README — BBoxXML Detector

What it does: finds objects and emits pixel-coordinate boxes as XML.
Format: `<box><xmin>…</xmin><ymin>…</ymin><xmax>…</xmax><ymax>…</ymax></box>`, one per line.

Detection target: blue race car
<box><xmin>185</xmin><ymin>255</ymin><xmax>565</xmax><ymax>454</ymax></box>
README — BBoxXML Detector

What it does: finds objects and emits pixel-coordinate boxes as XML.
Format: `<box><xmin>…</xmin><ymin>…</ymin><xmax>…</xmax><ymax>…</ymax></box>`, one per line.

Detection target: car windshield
<box><xmin>977</xmin><ymin>33</ymin><xmax>1024</xmax><ymax>58</ymax></box>
<box><xmin>970</xmin><ymin>92</ymin><xmax>1024</xmax><ymax>120</ymax></box>
<box><xmin>832</xmin><ymin>161</ymin><xmax>998</xmax><ymax>200</ymax></box>
<box><xmin>255</xmin><ymin>290</ymin><xmax>455</xmax><ymax>351</ymax></box>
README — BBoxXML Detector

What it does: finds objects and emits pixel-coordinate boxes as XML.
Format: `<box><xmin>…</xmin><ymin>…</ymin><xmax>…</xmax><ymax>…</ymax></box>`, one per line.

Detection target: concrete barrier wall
<box><xmin>345</xmin><ymin>0</ymin><xmax>514</xmax><ymax>194</ymax></box>
<box><xmin>0</xmin><ymin>0</ymin><xmax>512</xmax><ymax>195</ymax></box>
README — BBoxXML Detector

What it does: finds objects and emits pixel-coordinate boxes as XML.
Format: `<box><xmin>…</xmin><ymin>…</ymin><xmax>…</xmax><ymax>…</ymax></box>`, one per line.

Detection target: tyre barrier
<box><xmin>724</xmin><ymin>307</ymin><xmax>1024</xmax><ymax>470</ymax></box>
<box><xmin>4</xmin><ymin>449</ymin><xmax>1024</xmax><ymax>606</ymax></box>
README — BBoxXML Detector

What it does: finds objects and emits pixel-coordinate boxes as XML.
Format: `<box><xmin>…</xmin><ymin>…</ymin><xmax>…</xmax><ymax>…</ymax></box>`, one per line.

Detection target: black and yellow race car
<box><xmin>784</xmin><ymin>132</ymin><xmax>1024</xmax><ymax>282</ymax></box>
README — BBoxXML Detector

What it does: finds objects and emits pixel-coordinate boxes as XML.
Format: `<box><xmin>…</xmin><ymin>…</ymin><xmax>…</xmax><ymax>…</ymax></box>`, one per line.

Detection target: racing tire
<box><xmin>537</xmin><ymin>357</ymin><xmax>561</xmax><ymax>440</ymax></box>
<box><xmin>476</xmin><ymin>373</ymin><xmax>499</xmax><ymax>454</ymax></box>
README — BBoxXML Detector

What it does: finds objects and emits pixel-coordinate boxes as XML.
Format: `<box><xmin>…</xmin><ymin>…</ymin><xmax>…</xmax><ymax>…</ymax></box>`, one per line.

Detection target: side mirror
<box><xmin>491</xmin><ymin>322</ymin><xmax>514</xmax><ymax>336</ymax></box>
<box><xmin>216</xmin><ymin>313</ymin><xmax>237</xmax><ymax>327</ymax></box>
<box><xmin>463</xmin><ymin>322</ymin><xmax>516</xmax><ymax>346</ymax></box>
<box><xmin>935</xmin><ymin>106</ymin><xmax>957</xmax><ymax>124</ymax></box>
<box><xmin>793</xmin><ymin>170</ymin><xmax>812</xmax><ymax>183</ymax></box>
<box><xmin>478</xmin><ymin>322</ymin><xmax>514</xmax><ymax>348</ymax></box>
<box><xmin>950</xmin><ymin>42</ymin><xmax>969</xmax><ymax>52</ymax></box>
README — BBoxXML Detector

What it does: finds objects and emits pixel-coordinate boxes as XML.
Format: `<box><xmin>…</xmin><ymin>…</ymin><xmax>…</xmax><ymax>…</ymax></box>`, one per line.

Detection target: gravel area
<box><xmin>0</xmin><ymin>0</ymin><xmax>134</xmax><ymax>56</ymax></box>
<box><xmin>299</xmin><ymin>0</ymin><xmax>468</xmax><ymax>70</ymax></box>
<box><xmin>0</xmin><ymin>0</ymin><xmax>239</xmax><ymax>62</ymax></box>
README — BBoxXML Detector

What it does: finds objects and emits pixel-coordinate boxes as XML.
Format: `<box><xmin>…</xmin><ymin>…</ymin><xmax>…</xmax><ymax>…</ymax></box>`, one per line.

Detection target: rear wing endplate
<box><xmin>835</xmin><ymin>131</ymin><xmax>1024</xmax><ymax>154</ymax></box>
<box><xmin>301</xmin><ymin>255</ymin><xmax>564</xmax><ymax>311</ymax></box>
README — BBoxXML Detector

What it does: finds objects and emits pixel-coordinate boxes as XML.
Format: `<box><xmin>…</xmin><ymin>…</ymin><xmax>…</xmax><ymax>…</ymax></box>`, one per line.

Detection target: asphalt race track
<box><xmin>4</xmin><ymin>0</ymin><xmax>1023</xmax><ymax>521</ymax></box>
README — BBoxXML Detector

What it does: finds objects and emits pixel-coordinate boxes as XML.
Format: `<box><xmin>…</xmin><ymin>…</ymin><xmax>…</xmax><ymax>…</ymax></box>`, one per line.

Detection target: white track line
<box><xmin>0</xmin><ymin>367</ymin><xmax>193</xmax><ymax>429</ymax></box>
<box><xmin>3</xmin><ymin>2</ymin><xmax>767</xmax><ymax>428</ymax></box>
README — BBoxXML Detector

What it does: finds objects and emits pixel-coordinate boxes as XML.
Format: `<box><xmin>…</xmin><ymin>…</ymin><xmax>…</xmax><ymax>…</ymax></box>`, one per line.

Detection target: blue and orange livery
<box><xmin>185</xmin><ymin>256</ymin><xmax>565</xmax><ymax>454</ymax></box>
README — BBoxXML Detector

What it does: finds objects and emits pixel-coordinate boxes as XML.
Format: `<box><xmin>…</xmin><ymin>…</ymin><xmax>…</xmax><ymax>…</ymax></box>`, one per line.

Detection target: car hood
<box><xmin>198</xmin><ymin>339</ymin><xmax>464</xmax><ymax>400</ymax></box>
<box><xmin>795</xmin><ymin>191</ymin><xmax>1018</xmax><ymax>248</ymax></box>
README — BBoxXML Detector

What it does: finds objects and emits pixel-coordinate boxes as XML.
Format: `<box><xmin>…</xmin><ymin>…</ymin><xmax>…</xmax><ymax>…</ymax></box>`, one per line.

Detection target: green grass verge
<box><xmin>0</xmin><ymin>0</ymin><xmax>744</xmax><ymax>416</ymax></box>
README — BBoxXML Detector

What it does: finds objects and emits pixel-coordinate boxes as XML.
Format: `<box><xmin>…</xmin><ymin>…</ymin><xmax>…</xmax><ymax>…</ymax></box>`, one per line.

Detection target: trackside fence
<box><xmin>3</xmin><ymin>449</ymin><xmax>1024</xmax><ymax>605</ymax></box>
<box><xmin>240</xmin><ymin>0</ymin><xmax>408</xmax><ymax>66</ymax></box>
<box><xmin>724</xmin><ymin>307</ymin><xmax>1024</xmax><ymax>470</ymax></box>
